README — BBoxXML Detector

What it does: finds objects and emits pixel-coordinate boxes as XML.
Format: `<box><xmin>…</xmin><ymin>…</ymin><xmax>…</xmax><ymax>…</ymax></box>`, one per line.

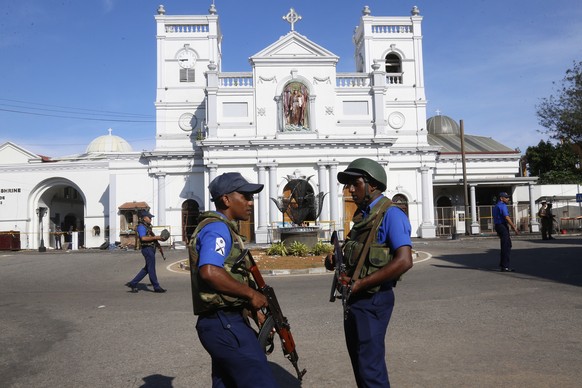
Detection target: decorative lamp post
<box><xmin>37</xmin><ymin>207</ymin><xmax>47</xmax><ymax>252</ymax></box>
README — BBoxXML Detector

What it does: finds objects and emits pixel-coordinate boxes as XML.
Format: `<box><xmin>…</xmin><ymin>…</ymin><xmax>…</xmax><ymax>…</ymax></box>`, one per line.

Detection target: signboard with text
<box><xmin>577</xmin><ymin>193</ymin><xmax>582</xmax><ymax>203</ymax></box>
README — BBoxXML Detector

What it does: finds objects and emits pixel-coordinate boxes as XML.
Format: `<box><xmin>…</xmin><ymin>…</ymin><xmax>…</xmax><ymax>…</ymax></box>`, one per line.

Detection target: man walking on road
<box><xmin>493</xmin><ymin>192</ymin><xmax>519</xmax><ymax>272</ymax></box>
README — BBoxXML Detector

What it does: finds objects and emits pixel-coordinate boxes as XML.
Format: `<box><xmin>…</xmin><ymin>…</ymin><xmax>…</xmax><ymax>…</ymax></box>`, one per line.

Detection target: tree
<box><xmin>525</xmin><ymin>140</ymin><xmax>582</xmax><ymax>184</ymax></box>
<box><xmin>536</xmin><ymin>60</ymin><xmax>582</xmax><ymax>144</ymax></box>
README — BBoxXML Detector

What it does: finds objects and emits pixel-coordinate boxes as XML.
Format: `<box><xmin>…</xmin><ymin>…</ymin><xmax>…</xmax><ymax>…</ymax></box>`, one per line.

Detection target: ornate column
<box><xmin>317</xmin><ymin>162</ymin><xmax>329</xmax><ymax>225</ymax></box>
<box><xmin>206</xmin><ymin>62</ymin><xmax>219</xmax><ymax>138</ymax></box>
<box><xmin>529</xmin><ymin>182</ymin><xmax>540</xmax><ymax>232</ymax></box>
<box><xmin>419</xmin><ymin>166</ymin><xmax>436</xmax><ymax>238</ymax></box>
<box><xmin>207</xmin><ymin>163</ymin><xmax>218</xmax><ymax>211</ymax></box>
<box><xmin>268</xmin><ymin>163</ymin><xmax>279</xmax><ymax>225</ymax></box>
<box><xmin>255</xmin><ymin>165</ymin><xmax>268</xmax><ymax>243</ymax></box>
<box><xmin>328</xmin><ymin>162</ymin><xmax>339</xmax><ymax>231</ymax></box>
<box><xmin>371</xmin><ymin>61</ymin><xmax>388</xmax><ymax>136</ymax></box>
<box><xmin>470</xmin><ymin>184</ymin><xmax>480</xmax><ymax>234</ymax></box>
<box><xmin>156</xmin><ymin>173</ymin><xmax>167</xmax><ymax>226</ymax></box>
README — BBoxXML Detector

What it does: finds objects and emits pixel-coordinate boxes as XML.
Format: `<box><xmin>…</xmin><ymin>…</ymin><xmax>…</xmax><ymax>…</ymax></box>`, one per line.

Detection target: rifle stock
<box><xmin>235</xmin><ymin>250</ymin><xmax>307</xmax><ymax>381</ymax></box>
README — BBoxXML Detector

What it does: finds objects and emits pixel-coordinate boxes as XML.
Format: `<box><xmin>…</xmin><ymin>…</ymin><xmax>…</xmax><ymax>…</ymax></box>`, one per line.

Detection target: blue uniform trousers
<box><xmin>196</xmin><ymin>310</ymin><xmax>277</xmax><ymax>388</ymax></box>
<box><xmin>495</xmin><ymin>223</ymin><xmax>512</xmax><ymax>268</ymax></box>
<box><xmin>344</xmin><ymin>286</ymin><xmax>395</xmax><ymax>388</ymax></box>
<box><xmin>129</xmin><ymin>246</ymin><xmax>161</xmax><ymax>289</ymax></box>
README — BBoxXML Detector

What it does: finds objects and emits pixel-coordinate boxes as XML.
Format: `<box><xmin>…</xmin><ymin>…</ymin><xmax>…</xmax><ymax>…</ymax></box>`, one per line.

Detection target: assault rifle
<box><xmin>329</xmin><ymin>231</ymin><xmax>351</xmax><ymax>319</ymax></box>
<box><xmin>233</xmin><ymin>249</ymin><xmax>307</xmax><ymax>381</ymax></box>
<box><xmin>154</xmin><ymin>240</ymin><xmax>166</xmax><ymax>261</ymax></box>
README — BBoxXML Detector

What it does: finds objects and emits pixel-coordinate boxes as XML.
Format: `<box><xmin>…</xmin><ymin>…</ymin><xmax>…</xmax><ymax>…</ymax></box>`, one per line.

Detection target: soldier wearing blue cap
<box><xmin>493</xmin><ymin>192</ymin><xmax>519</xmax><ymax>272</ymax></box>
<box><xmin>188</xmin><ymin>172</ymin><xmax>277</xmax><ymax>387</ymax></box>
<box><xmin>125</xmin><ymin>209</ymin><xmax>167</xmax><ymax>293</ymax></box>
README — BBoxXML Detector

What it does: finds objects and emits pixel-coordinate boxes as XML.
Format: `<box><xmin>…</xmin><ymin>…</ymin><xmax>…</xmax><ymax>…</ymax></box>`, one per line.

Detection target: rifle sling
<box><xmin>348</xmin><ymin>199</ymin><xmax>392</xmax><ymax>284</ymax></box>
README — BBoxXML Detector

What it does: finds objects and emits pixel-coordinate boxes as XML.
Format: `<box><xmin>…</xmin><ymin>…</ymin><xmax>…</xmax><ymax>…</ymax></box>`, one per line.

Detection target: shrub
<box><xmin>266</xmin><ymin>241</ymin><xmax>288</xmax><ymax>256</ymax></box>
<box><xmin>312</xmin><ymin>241</ymin><xmax>333</xmax><ymax>255</ymax></box>
<box><xmin>288</xmin><ymin>241</ymin><xmax>309</xmax><ymax>257</ymax></box>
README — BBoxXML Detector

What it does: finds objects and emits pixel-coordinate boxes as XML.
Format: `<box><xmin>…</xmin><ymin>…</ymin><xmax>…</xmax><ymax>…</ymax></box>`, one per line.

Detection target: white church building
<box><xmin>0</xmin><ymin>4</ymin><xmax>537</xmax><ymax>250</ymax></box>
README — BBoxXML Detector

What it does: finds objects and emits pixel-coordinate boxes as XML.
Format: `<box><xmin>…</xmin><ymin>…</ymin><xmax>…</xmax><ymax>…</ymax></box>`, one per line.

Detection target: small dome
<box><xmin>427</xmin><ymin>115</ymin><xmax>459</xmax><ymax>135</ymax></box>
<box><xmin>86</xmin><ymin>128</ymin><xmax>133</xmax><ymax>153</ymax></box>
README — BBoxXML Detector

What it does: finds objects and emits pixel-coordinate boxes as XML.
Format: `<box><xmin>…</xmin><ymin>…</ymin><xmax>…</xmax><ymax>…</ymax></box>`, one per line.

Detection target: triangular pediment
<box><xmin>0</xmin><ymin>142</ymin><xmax>41</xmax><ymax>165</ymax></box>
<box><xmin>250</xmin><ymin>31</ymin><xmax>338</xmax><ymax>64</ymax></box>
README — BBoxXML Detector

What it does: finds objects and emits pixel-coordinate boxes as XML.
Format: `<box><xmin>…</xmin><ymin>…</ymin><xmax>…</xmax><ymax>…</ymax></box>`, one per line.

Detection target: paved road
<box><xmin>1</xmin><ymin>236</ymin><xmax>581</xmax><ymax>387</ymax></box>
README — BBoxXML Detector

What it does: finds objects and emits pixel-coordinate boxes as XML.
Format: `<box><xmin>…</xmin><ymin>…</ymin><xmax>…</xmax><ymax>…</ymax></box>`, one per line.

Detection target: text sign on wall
<box><xmin>0</xmin><ymin>188</ymin><xmax>22</xmax><ymax>205</ymax></box>
<box><xmin>576</xmin><ymin>193</ymin><xmax>582</xmax><ymax>203</ymax></box>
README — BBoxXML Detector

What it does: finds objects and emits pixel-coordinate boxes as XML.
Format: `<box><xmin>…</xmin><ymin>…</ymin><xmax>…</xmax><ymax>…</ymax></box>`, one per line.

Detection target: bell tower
<box><xmin>154</xmin><ymin>4</ymin><xmax>222</xmax><ymax>150</ymax></box>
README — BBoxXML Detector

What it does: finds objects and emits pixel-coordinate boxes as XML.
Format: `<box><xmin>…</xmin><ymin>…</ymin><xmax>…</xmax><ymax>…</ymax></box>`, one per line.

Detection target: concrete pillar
<box><xmin>156</xmin><ymin>173</ymin><xmax>166</xmax><ymax>226</ymax></box>
<box><xmin>470</xmin><ymin>184</ymin><xmax>480</xmax><ymax>234</ymax></box>
<box><xmin>317</xmin><ymin>162</ymin><xmax>329</xmax><ymax>225</ymax></box>
<box><xmin>329</xmin><ymin>163</ymin><xmax>339</xmax><ymax>231</ymax></box>
<box><xmin>529</xmin><ymin>183</ymin><xmax>540</xmax><ymax>232</ymax></box>
<box><xmin>256</xmin><ymin>165</ymin><xmax>268</xmax><ymax>243</ymax></box>
<box><xmin>268</xmin><ymin>164</ymin><xmax>279</xmax><ymax>225</ymax></box>
<box><xmin>419</xmin><ymin>166</ymin><xmax>436</xmax><ymax>238</ymax></box>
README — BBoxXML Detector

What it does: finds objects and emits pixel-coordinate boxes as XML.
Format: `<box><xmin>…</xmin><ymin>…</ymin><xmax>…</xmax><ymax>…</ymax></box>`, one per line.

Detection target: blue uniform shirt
<box><xmin>196</xmin><ymin>212</ymin><xmax>233</xmax><ymax>268</ymax></box>
<box><xmin>493</xmin><ymin>201</ymin><xmax>509</xmax><ymax>225</ymax></box>
<box><xmin>136</xmin><ymin>223</ymin><xmax>148</xmax><ymax>239</ymax></box>
<box><xmin>362</xmin><ymin>195</ymin><xmax>412</xmax><ymax>251</ymax></box>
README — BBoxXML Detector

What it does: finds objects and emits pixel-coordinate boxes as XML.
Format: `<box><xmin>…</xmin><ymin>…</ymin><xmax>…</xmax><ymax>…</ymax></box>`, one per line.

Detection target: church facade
<box><xmin>0</xmin><ymin>5</ymin><xmax>532</xmax><ymax>250</ymax></box>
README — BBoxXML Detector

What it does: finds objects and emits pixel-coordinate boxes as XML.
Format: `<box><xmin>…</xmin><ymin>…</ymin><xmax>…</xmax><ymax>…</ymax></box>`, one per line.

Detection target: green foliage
<box><xmin>266</xmin><ymin>241</ymin><xmax>288</xmax><ymax>256</ymax></box>
<box><xmin>288</xmin><ymin>241</ymin><xmax>309</xmax><ymax>257</ymax></box>
<box><xmin>525</xmin><ymin>140</ymin><xmax>582</xmax><ymax>184</ymax></box>
<box><xmin>311</xmin><ymin>241</ymin><xmax>333</xmax><ymax>255</ymax></box>
<box><xmin>536</xmin><ymin>60</ymin><xmax>582</xmax><ymax>144</ymax></box>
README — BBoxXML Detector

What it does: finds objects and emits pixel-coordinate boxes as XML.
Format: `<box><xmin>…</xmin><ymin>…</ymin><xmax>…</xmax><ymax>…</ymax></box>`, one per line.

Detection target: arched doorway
<box><xmin>182</xmin><ymin>199</ymin><xmax>200</xmax><ymax>243</ymax></box>
<box><xmin>32</xmin><ymin>180</ymin><xmax>85</xmax><ymax>250</ymax></box>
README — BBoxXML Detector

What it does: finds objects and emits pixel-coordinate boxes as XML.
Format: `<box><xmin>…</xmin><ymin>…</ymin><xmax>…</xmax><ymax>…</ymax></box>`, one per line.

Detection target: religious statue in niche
<box><xmin>282</xmin><ymin>82</ymin><xmax>309</xmax><ymax>131</ymax></box>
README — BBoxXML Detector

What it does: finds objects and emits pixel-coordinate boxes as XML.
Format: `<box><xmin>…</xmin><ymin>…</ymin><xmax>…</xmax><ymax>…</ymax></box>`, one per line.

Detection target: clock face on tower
<box><xmin>177</xmin><ymin>50</ymin><xmax>196</xmax><ymax>69</ymax></box>
<box><xmin>179</xmin><ymin>113</ymin><xmax>197</xmax><ymax>131</ymax></box>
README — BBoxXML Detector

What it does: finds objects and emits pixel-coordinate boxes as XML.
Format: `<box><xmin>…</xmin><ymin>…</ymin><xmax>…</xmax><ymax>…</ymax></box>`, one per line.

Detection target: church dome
<box><xmin>427</xmin><ymin>114</ymin><xmax>459</xmax><ymax>135</ymax></box>
<box><xmin>86</xmin><ymin>128</ymin><xmax>133</xmax><ymax>153</ymax></box>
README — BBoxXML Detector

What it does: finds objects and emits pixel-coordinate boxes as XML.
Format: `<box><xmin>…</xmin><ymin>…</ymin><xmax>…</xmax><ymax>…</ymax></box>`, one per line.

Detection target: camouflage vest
<box><xmin>188</xmin><ymin>212</ymin><xmax>251</xmax><ymax>315</ymax></box>
<box><xmin>343</xmin><ymin>196</ymin><xmax>399</xmax><ymax>293</ymax></box>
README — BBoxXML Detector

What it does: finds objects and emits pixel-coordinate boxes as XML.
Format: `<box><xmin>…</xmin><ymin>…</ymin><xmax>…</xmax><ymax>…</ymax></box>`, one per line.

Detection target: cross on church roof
<box><xmin>282</xmin><ymin>8</ymin><xmax>302</xmax><ymax>31</ymax></box>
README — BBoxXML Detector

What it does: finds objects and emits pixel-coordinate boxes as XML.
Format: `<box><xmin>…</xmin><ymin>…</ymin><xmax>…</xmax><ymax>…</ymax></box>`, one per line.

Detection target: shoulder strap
<box><xmin>349</xmin><ymin>198</ymin><xmax>393</xmax><ymax>281</ymax></box>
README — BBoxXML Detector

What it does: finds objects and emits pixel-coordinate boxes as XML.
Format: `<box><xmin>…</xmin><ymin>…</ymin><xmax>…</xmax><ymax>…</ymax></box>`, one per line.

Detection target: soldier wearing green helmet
<box><xmin>326</xmin><ymin>157</ymin><xmax>413</xmax><ymax>387</ymax></box>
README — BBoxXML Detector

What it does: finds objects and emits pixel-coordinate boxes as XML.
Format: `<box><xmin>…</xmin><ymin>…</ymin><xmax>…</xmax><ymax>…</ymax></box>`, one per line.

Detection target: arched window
<box><xmin>385</xmin><ymin>53</ymin><xmax>401</xmax><ymax>73</ymax></box>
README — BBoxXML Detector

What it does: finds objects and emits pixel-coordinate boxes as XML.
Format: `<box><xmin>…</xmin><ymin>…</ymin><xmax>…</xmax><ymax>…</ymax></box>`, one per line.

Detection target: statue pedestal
<box><xmin>280</xmin><ymin>226</ymin><xmax>319</xmax><ymax>248</ymax></box>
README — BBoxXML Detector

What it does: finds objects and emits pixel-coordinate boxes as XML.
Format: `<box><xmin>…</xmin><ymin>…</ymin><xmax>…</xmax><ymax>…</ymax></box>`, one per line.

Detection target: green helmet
<box><xmin>337</xmin><ymin>158</ymin><xmax>387</xmax><ymax>191</ymax></box>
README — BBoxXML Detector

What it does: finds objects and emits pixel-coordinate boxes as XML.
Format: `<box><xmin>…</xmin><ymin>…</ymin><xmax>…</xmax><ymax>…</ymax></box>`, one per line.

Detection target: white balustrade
<box><xmin>336</xmin><ymin>74</ymin><xmax>371</xmax><ymax>88</ymax></box>
<box><xmin>218</xmin><ymin>73</ymin><xmax>254</xmax><ymax>87</ymax></box>
<box><xmin>371</xmin><ymin>25</ymin><xmax>412</xmax><ymax>34</ymax></box>
<box><xmin>165</xmin><ymin>24</ymin><xmax>209</xmax><ymax>33</ymax></box>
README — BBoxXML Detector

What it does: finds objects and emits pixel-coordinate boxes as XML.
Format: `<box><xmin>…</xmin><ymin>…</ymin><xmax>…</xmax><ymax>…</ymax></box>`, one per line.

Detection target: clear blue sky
<box><xmin>1</xmin><ymin>0</ymin><xmax>581</xmax><ymax>157</ymax></box>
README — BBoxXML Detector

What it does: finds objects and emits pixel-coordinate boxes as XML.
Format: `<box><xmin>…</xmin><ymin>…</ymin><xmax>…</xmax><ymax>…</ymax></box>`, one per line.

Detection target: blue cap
<box><xmin>209</xmin><ymin>172</ymin><xmax>263</xmax><ymax>201</ymax></box>
<box><xmin>499</xmin><ymin>192</ymin><xmax>510</xmax><ymax>198</ymax></box>
<box><xmin>138</xmin><ymin>209</ymin><xmax>154</xmax><ymax>218</ymax></box>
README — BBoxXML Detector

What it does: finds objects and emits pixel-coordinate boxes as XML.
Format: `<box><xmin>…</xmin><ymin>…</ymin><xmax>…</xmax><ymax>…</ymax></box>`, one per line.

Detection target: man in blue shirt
<box><xmin>326</xmin><ymin>158</ymin><xmax>413</xmax><ymax>388</ymax></box>
<box><xmin>492</xmin><ymin>192</ymin><xmax>519</xmax><ymax>272</ymax></box>
<box><xmin>189</xmin><ymin>172</ymin><xmax>277</xmax><ymax>387</ymax></box>
<box><xmin>126</xmin><ymin>210</ymin><xmax>167</xmax><ymax>293</ymax></box>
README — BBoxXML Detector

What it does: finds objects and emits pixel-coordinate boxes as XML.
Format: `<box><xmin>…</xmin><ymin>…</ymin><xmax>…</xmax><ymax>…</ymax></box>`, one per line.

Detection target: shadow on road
<box><xmin>139</xmin><ymin>374</ymin><xmax>174</xmax><ymax>387</ymax></box>
<box><xmin>429</xmin><ymin>238</ymin><xmax>582</xmax><ymax>287</ymax></box>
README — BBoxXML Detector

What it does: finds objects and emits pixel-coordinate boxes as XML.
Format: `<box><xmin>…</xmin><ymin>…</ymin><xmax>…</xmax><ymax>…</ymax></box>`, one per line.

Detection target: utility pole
<box><xmin>460</xmin><ymin>120</ymin><xmax>470</xmax><ymax>234</ymax></box>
